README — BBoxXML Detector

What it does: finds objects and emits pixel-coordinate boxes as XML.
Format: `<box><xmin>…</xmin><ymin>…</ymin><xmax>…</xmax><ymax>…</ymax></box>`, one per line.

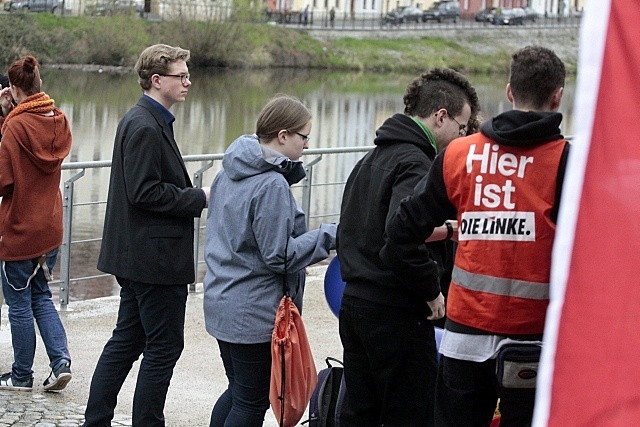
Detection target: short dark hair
<box><xmin>509</xmin><ymin>46</ymin><xmax>566</xmax><ymax>109</ymax></box>
<box><xmin>404</xmin><ymin>68</ymin><xmax>480</xmax><ymax>122</ymax></box>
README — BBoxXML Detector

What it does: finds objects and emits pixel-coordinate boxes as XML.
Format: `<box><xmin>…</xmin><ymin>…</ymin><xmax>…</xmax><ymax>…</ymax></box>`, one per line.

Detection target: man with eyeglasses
<box><xmin>381</xmin><ymin>46</ymin><xmax>569</xmax><ymax>426</ymax></box>
<box><xmin>448</xmin><ymin>111</ymin><xmax>468</xmax><ymax>137</ymax></box>
<box><xmin>159</xmin><ymin>72</ymin><xmax>191</xmax><ymax>86</ymax></box>
<box><xmin>83</xmin><ymin>44</ymin><xmax>209</xmax><ymax>427</ymax></box>
<box><xmin>336</xmin><ymin>68</ymin><xmax>480</xmax><ymax>427</ymax></box>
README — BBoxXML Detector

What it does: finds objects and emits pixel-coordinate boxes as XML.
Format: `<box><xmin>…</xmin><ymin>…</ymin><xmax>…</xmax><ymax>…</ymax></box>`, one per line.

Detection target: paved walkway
<box><xmin>0</xmin><ymin>265</ymin><xmax>343</xmax><ymax>426</ymax></box>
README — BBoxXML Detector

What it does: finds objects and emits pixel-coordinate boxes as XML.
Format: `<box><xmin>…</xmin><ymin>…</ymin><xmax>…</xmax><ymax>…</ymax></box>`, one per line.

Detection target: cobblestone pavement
<box><xmin>0</xmin><ymin>391</ymin><xmax>131</xmax><ymax>426</ymax></box>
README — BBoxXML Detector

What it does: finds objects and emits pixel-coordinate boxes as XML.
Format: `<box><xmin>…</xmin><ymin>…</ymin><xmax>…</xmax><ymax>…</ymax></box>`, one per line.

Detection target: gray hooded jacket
<box><xmin>203</xmin><ymin>134</ymin><xmax>337</xmax><ymax>344</ymax></box>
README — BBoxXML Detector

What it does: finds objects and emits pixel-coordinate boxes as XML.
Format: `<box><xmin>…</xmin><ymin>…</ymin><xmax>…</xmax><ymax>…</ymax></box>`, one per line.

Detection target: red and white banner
<box><xmin>534</xmin><ymin>1</ymin><xmax>640</xmax><ymax>425</ymax></box>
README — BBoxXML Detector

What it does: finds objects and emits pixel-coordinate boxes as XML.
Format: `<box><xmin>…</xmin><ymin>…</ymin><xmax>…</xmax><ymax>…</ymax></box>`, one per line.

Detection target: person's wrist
<box><xmin>445</xmin><ymin>221</ymin><xmax>453</xmax><ymax>240</ymax></box>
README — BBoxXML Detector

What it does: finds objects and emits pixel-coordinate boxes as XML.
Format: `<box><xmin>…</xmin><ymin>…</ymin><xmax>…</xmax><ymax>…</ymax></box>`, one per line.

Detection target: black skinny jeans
<box><xmin>83</xmin><ymin>278</ymin><xmax>188</xmax><ymax>427</ymax></box>
<box><xmin>435</xmin><ymin>355</ymin><xmax>536</xmax><ymax>427</ymax></box>
<box><xmin>209</xmin><ymin>340</ymin><xmax>272</xmax><ymax>427</ymax></box>
<box><xmin>338</xmin><ymin>294</ymin><xmax>438</xmax><ymax>427</ymax></box>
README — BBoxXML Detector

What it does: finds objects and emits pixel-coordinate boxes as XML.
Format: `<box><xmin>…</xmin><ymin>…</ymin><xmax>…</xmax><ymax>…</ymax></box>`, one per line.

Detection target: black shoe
<box><xmin>0</xmin><ymin>372</ymin><xmax>33</xmax><ymax>391</ymax></box>
<box><xmin>43</xmin><ymin>361</ymin><xmax>72</xmax><ymax>392</ymax></box>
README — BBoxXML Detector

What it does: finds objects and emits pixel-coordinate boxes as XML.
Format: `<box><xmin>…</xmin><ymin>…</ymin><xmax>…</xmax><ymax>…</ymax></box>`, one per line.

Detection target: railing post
<box><xmin>301</xmin><ymin>156</ymin><xmax>322</xmax><ymax>229</ymax></box>
<box><xmin>60</xmin><ymin>170</ymin><xmax>85</xmax><ymax>310</ymax></box>
<box><xmin>191</xmin><ymin>162</ymin><xmax>214</xmax><ymax>292</ymax></box>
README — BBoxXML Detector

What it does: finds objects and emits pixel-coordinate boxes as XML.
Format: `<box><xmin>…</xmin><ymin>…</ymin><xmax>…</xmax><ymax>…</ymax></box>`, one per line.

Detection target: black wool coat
<box><xmin>97</xmin><ymin>96</ymin><xmax>206</xmax><ymax>285</ymax></box>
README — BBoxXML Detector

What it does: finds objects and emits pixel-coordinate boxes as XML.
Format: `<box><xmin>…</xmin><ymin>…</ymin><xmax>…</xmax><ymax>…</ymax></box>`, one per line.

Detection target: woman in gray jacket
<box><xmin>203</xmin><ymin>95</ymin><xmax>336</xmax><ymax>427</ymax></box>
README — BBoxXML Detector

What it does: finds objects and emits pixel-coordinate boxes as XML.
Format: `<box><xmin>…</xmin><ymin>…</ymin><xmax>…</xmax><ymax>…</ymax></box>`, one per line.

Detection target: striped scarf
<box><xmin>1</xmin><ymin>92</ymin><xmax>55</xmax><ymax>135</ymax></box>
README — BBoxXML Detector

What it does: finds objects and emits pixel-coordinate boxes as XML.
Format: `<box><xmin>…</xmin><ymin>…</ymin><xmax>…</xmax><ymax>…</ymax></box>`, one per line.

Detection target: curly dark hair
<box><xmin>466</xmin><ymin>113</ymin><xmax>483</xmax><ymax>136</ymax></box>
<box><xmin>509</xmin><ymin>46</ymin><xmax>565</xmax><ymax>110</ymax></box>
<box><xmin>404</xmin><ymin>67</ymin><xmax>481</xmax><ymax>133</ymax></box>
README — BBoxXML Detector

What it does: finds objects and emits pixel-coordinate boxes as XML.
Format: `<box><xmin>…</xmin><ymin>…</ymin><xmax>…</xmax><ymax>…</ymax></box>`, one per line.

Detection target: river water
<box><xmin>41</xmin><ymin>67</ymin><xmax>575</xmax><ymax>301</ymax></box>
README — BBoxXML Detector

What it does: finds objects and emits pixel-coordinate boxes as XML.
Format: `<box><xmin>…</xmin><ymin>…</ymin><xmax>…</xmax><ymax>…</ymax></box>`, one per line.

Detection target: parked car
<box><xmin>382</xmin><ymin>6</ymin><xmax>423</xmax><ymax>25</ymax></box>
<box><xmin>492</xmin><ymin>8</ymin><xmax>525</xmax><ymax>25</ymax></box>
<box><xmin>475</xmin><ymin>7</ymin><xmax>497</xmax><ymax>22</ymax></box>
<box><xmin>521</xmin><ymin>7</ymin><xmax>539</xmax><ymax>22</ymax></box>
<box><xmin>422</xmin><ymin>0</ymin><xmax>460</xmax><ymax>23</ymax></box>
<box><xmin>84</xmin><ymin>0</ymin><xmax>143</xmax><ymax>16</ymax></box>
<box><xmin>3</xmin><ymin>0</ymin><xmax>60</xmax><ymax>13</ymax></box>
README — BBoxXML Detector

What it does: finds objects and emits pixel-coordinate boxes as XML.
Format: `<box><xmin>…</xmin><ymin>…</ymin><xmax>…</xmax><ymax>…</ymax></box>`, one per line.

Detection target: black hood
<box><xmin>480</xmin><ymin>110</ymin><xmax>564</xmax><ymax>147</ymax></box>
<box><xmin>374</xmin><ymin>113</ymin><xmax>436</xmax><ymax>158</ymax></box>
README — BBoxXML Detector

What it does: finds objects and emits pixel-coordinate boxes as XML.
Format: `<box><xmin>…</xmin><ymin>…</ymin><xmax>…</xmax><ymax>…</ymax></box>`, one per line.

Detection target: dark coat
<box><xmin>337</xmin><ymin>113</ymin><xmax>450</xmax><ymax>309</ymax></box>
<box><xmin>97</xmin><ymin>96</ymin><xmax>206</xmax><ymax>285</ymax></box>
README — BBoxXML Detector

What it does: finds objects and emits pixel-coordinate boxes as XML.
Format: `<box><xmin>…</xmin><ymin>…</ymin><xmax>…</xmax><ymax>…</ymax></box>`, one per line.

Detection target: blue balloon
<box><xmin>323</xmin><ymin>256</ymin><xmax>346</xmax><ymax>318</ymax></box>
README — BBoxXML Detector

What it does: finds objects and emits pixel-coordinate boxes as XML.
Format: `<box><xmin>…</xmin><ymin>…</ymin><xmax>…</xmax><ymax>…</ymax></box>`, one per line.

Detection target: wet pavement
<box><xmin>0</xmin><ymin>265</ymin><xmax>342</xmax><ymax>427</ymax></box>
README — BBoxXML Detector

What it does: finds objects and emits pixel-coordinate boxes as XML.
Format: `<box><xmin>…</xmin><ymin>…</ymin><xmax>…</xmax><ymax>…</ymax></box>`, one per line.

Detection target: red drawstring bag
<box><xmin>270</xmin><ymin>295</ymin><xmax>318</xmax><ymax>427</ymax></box>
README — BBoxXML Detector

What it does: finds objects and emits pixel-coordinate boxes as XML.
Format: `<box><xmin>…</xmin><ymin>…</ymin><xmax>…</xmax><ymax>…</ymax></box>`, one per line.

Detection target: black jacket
<box><xmin>337</xmin><ymin>113</ymin><xmax>451</xmax><ymax>310</ymax></box>
<box><xmin>97</xmin><ymin>96</ymin><xmax>206</xmax><ymax>285</ymax></box>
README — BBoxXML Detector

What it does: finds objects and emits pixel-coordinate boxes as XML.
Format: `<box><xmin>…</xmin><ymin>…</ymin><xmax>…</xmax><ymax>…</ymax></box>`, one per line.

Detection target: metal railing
<box><xmin>276</xmin><ymin>10</ymin><xmax>582</xmax><ymax>30</ymax></box>
<box><xmin>56</xmin><ymin>146</ymin><xmax>373</xmax><ymax>309</ymax></box>
<box><xmin>54</xmin><ymin>135</ymin><xmax>574</xmax><ymax>309</ymax></box>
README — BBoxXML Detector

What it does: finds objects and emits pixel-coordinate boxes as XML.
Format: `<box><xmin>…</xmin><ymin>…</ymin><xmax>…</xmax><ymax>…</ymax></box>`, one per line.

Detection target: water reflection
<box><xmin>42</xmin><ymin>68</ymin><xmax>575</xmax><ymax>301</ymax></box>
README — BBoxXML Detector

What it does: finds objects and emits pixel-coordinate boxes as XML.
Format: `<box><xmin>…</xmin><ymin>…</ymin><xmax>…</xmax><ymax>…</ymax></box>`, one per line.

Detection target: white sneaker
<box><xmin>0</xmin><ymin>372</ymin><xmax>33</xmax><ymax>391</ymax></box>
<box><xmin>43</xmin><ymin>362</ymin><xmax>72</xmax><ymax>392</ymax></box>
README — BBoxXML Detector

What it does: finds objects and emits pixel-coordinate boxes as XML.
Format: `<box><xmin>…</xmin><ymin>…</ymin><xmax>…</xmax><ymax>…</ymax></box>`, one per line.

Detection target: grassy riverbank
<box><xmin>0</xmin><ymin>13</ymin><xmax>578</xmax><ymax>74</ymax></box>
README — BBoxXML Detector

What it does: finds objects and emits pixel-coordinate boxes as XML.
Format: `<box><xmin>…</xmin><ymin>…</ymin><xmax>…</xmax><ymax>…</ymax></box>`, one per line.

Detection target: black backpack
<box><xmin>303</xmin><ymin>357</ymin><xmax>346</xmax><ymax>427</ymax></box>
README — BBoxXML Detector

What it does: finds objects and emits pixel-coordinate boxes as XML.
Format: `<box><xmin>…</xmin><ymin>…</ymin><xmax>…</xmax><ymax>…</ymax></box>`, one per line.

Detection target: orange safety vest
<box><xmin>442</xmin><ymin>133</ymin><xmax>566</xmax><ymax>335</ymax></box>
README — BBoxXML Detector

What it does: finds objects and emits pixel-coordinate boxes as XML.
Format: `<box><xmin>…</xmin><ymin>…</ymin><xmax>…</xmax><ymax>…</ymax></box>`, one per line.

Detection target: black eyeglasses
<box><xmin>294</xmin><ymin>131</ymin><xmax>311</xmax><ymax>143</ymax></box>
<box><xmin>158</xmin><ymin>73</ymin><xmax>190</xmax><ymax>86</ymax></box>
<box><xmin>447</xmin><ymin>112</ymin><xmax>467</xmax><ymax>137</ymax></box>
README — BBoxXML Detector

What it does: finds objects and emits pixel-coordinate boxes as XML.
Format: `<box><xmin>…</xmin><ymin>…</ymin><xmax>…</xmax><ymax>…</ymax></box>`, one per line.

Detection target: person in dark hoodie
<box><xmin>381</xmin><ymin>46</ymin><xmax>569</xmax><ymax>426</ymax></box>
<box><xmin>0</xmin><ymin>55</ymin><xmax>73</xmax><ymax>392</ymax></box>
<box><xmin>336</xmin><ymin>68</ymin><xmax>480</xmax><ymax>427</ymax></box>
<box><xmin>203</xmin><ymin>95</ymin><xmax>336</xmax><ymax>426</ymax></box>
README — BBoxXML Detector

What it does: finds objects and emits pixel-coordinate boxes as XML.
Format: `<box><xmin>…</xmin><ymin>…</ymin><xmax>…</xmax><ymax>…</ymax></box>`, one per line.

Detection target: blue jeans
<box><xmin>1</xmin><ymin>248</ymin><xmax>71</xmax><ymax>382</ymax></box>
<box><xmin>210</xmin><ymin>340</ymin><xmax>272</xmax><ymax>427</ymax></box>
<box><xmin>83</xmin><ymin>277</ymin><xmax>188</xmax><ymax>427</ymax></box>
<box><xmin>339</xmin><ymin>294</ymin><xmax>438</xmax><ymax>427</ymax></box>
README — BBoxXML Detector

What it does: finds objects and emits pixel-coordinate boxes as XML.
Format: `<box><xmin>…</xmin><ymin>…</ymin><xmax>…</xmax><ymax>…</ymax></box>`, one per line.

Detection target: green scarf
<box><xmin>409</xmin><ymin>116</ymin><xmax>438</xmax><ymax>153</ymax></box>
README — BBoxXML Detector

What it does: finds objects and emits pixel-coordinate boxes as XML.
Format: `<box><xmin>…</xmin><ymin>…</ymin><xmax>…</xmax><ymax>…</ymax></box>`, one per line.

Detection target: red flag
<box><xmin>534</xmin><ymin>1</ymin><xmax>640</xmax><ymax>425</ymax></box>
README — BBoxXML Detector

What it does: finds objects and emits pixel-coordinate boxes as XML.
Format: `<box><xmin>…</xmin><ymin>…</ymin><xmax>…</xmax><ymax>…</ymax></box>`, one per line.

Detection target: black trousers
<box><xmin>83</xmin><ymin>278</ymin><xmax>188</xmax><ymax>427</ymax></box>
<box><xmin>209</xmin><ymin>340</ymin><xmax>272</xmax><ymax>427</ymax></box>
<box><xmin>338</xmin><ymin>295</ymin><xmax>438</xmax><ymax>427</ymax></box>
<box><xmin>435</xmin><ymin>355</ymin><xmax>536</xmax><ymax>427</ymax></box>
